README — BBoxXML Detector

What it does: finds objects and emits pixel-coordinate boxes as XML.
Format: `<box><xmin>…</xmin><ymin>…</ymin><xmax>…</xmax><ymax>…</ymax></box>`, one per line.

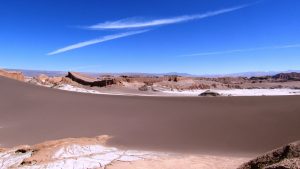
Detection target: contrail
<box><xmin>47</xmin><ymin>30</ymin><xmax>148</xmax><ymax>55</ymax></box>
<box><xmin>87</xmin><ymin>4</ymin><xmax>250</xmax><ymax>30</ymax></box>
<box><xmin>180</xmin><ymin>44</ymin><xmax>300</xmax><ymax>57</ymax></box>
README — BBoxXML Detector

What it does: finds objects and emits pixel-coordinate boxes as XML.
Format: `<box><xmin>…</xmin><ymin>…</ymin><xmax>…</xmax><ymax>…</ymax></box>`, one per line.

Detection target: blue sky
<box><xmin>0</xmin><ymin>0</ymin><xmax>300</xmax><ymax>75</ymax></box>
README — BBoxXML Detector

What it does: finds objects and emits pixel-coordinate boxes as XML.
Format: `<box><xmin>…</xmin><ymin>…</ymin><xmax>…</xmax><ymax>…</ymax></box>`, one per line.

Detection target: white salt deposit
<box><xmin>1</xmin><ymin>144</ymin><xmax>165</xmax><ymax>169</ymax></box>
<box><xmin>162</xmin><ymin>89</ymin><xmax>300</xmax><ymax>96</ymax></box>
<box><xmin>51</xmin><ymin>144</ymin><xmax>163</xmax><ymax>169</ymax></box>
<box><xmin>53</xmin><ymin>144</ymin><xmax>118</xmax><ymax>159</ymax></box>
<box><xmin>55</xmin><ymin>84</ymin><xmax>155</xmax><ymax>96</ymax></box>
<box><xmin>0</xmin><ymin>148</ymin><xmax>32</xmax><ymax>169</ymax></box>
<box><xmin>52</xmin><ymin>84</ymin><xmax>300</xmax><ymax>97</ymax></box>
<box><xmin>55</xmin><ymin>84</ymin><xmax>101</xmax><ymax>94</ymax></box>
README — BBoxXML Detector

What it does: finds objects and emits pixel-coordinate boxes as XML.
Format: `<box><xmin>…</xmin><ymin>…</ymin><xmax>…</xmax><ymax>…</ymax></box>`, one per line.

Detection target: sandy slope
<box><xmin>0</xmin><ymin>76</ymin><xmax>300</xmax><ymax>157</ymax></box>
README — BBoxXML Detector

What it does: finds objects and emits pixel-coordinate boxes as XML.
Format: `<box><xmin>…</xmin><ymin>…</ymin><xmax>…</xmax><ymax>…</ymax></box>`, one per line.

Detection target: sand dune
<box><xmin>0</xmin><ymin>76</ymin><xmax>300</xmax><ymax>157</ymax></box>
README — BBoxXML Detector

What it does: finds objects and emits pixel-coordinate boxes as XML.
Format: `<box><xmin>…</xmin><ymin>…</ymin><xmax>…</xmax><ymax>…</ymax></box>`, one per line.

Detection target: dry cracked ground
<box><xmin>1</xmin><ymin>137</ymin><xmax>300</xmax><ymax>169</ymax></box>
<box><xmin>0</xmin><ymin>135</ymin><xmax>249</xmax><ymax>169</ymax></box>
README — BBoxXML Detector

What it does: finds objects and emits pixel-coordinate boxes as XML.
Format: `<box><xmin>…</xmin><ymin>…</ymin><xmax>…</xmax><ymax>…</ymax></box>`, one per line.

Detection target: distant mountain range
<box><xmin>210</xmin><ymin>70</ymin><xmax>300</xmax><ymax>78</ymax></box>
<box><xmin>7</xmin><ymin>69</ymin><xmax>67</xmax><ymax>77</ymax></box>
<box><xmin>6</xmin><ymin>68</ymin><xmax>300</xmax><ymax>78</ymax></box>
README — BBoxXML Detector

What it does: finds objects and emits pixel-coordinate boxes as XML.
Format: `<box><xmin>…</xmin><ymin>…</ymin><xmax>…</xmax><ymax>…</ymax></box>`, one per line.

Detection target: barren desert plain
<box><xmin>1</xmin><ymin>0</ymin><xmax>300</xmax><ymax>168</ymax></box>
<box><xmin>0</xmin><ymin>69</ymin><xmax>300</xmax><ymax>168</ymax></box>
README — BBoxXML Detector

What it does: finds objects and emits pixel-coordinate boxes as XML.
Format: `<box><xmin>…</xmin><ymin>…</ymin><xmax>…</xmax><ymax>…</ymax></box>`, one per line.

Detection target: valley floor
<box><xmin>1</xmin><ymin>76</ymin><xmax>300</xmax><ymax>168</ymax></box>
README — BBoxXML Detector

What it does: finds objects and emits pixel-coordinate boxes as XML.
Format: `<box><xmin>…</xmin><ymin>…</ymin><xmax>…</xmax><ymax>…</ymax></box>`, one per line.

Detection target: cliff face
<box><xmin>0</xmin><ymin>69</ymin><xmax>25</xmax><ymax>81</ymax></box>
<box><xmin>66</xmin><ymin>72</ymin><xmax>115</xmax><ymax>87</ymax></box>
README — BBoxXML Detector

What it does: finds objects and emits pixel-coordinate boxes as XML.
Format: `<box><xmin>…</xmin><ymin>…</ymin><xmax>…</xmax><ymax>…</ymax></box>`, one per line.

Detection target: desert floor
<box><xmin>1</xmin><ymin>76</ymin><xmax>300</xmax><ymax>158</ymax></box>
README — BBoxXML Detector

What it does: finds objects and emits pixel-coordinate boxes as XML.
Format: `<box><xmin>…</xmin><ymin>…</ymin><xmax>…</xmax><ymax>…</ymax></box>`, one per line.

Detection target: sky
<box><xmin>0</xmin><ymin>0</ymin><xmax>300</xmax><ymax>75</ymax></box>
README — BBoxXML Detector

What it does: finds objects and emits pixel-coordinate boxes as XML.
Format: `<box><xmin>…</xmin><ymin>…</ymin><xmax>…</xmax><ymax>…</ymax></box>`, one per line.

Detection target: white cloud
<box><xmin>48</xmin><ymin>30</ymin><xmax>148</xmax><ymax>55</ymax></box>
<box><xmin>87</xmin><ymin>4</ymin><xmax>249</xmax><ymax>30</ymax></box>
<box><xmin>180</xmin><ymin>44</ymin><xmax>300</xmax><ymax>57</ymax></box>
<box><xmin>48</xmin><ymin>3</ymin><xmax>253</xmax><ymax>55</ymax></box>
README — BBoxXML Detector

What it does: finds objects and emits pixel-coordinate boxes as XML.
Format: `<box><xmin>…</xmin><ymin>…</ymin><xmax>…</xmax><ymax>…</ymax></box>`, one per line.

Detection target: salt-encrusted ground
<box><xmin>0</xmin><ymin>136</ymin><xmax>166</xmax><ymax>169</ymax></box>
<box><xmin>54</xmin><ymin>84</ymin><xmax>300</xmax><ymax>96</ymax></box>
<box><xmin>54</xmin><ymin>84</ymin><xmax>102</xmax><ymax>94</ymax></box>
<box><xmin>53</xmin><ymin>84</ymin><xmax>155</xmax><ymax>96</ymax></box>
<box><xmin>0</xmin><ymin>136</ymin><xmax>249</xmax><ymax>169</ymax></box>
<box><xmin>162</xmin><ymin>88</ymin><xmax>300</xmax><ymax>96</ymax></box>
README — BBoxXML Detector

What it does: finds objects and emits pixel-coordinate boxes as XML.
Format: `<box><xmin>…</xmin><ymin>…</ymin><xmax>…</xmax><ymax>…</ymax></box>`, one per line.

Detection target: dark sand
<box><xmin>0</xmin><ymin>77</ymin><xmax>300</xmax><ymax>156</ymax></box>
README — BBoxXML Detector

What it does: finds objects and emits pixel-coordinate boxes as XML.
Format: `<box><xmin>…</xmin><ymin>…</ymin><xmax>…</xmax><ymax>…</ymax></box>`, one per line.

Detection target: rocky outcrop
<box><xmin>138</xmin><ymin>85</ymin><xmax>150</xmax><ymax>91</ymax></box>
<box><xmin>199</xmin><ymin>90</ymin><xmax>220</xmax><ymax>96</ymax></box>
<box><xmin>36</xmin><ymin>74</ymin><xmax>49</xmax><ymax>83</ymax></box>
<box><xmin>0</xmin><ymin>69</ymin><xmax>25</xmax><ymax>81</ymax></box>
<box><xmin>66</xmin><ymin>72</ymin><xmax>115</xmax><ymax>87</ymax></box>
<box><xmin>238</xmin><ymin>141</ymin><xmax>300</xmax><ymax>169</ymax></box>
<box><xmin>31</xmin><ymin>74</ymin><xmax>64</xmax><ymax>86</ymax></box>
<box><xmin>48</xmin><ymin>76</ymin><xmax>63</xmax><ymax>84</ymax></box>
<box><xmin>272</xmin><ymin>72</ymin><xmax>300</xmax><ymax>81</ymax></box>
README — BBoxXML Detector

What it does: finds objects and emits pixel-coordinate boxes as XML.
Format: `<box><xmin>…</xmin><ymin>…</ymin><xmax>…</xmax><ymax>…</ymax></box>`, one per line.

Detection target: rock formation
<box><xmin>36</xmin><ymin>74</ymin><xmax>49</xmax><ymax>83</ymax></box>
<box><xmin>199</xmin><ymin>90</ymin><xmax>221</xmax><ymax>96</ymax></box>
<box><xmin>66</xmin><ymin>72</ymin><xmax>115</xmax><ymax>87</ymax></box>
<box><xmin>138</xmin><ymin>84</ymin><xmax>149</xmax><ymax>91</ymax></box>
<box><xmin>0</xmin><ymin>69</ymin><xmax>25</xmax><ymax>81</ymax></box>
<box><xmin>47</xmin><ymin>76</ymin><xmax>63</xmax><ymax>85</ymax></box>
<box><xmin>31</xmin><ymin>74</ymin><xmax>64</xmax><ymax>86</ymax></box>
<box><xmin>238</xmin><ymin>140</ymin><xmax>300</xmax><ymax>169</ymax></box>
<box><xmin>272</xmin><ymin>72</ymin><xmax>300</xmax><ymax>81</ymax></box>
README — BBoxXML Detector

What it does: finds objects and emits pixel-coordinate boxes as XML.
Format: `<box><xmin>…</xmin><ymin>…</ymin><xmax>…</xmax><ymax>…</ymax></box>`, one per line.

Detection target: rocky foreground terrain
<box><xmin>0</xmin><ymin>135</ymin><xmax>248</xmax><ymax>169</ymax></box>
<box><xmin>0</xmin><ymin>136</ymin><xmax>248</xmax><ymax>169</ymax></box>
<box><xmin>238</xmin><ymin>141</ymin><xmax>300</xmax><ymax>169</ymax></box>
<box><xmin>0</xmin><ymin>136</ymin><xmax>299</xmax><ymax>169</ymax></box>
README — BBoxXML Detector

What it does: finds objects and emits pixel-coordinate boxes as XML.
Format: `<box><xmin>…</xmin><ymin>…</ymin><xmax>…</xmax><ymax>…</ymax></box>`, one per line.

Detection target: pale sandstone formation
<box><xmin>35</xmin><ymin>74</ymin><xmax>63</xmax><ymax>86</ymax></box>
<box><xmin>0</xmin><ymin>69</ymin><xmax>24</xmax><ymax>81</ymax></box>
<box><xmin>36</xmin><ymin>74</ymin><xmax>49</xmax><ymax>83</ymax></box>
<box><xmin>29</xmin><ymin>74</ymin><xmax>78</xmax><ymax>87</ymax></box>
<box><xmin>47</xmin><ymin>76</ymin><xmax>63</xmax><ymax>84</ymax></box>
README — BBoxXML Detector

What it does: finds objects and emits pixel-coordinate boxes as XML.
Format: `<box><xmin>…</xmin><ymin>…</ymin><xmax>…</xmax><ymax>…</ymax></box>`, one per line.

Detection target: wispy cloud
<box><xmin>180</xmin><ymin>44</ymin><xmax>300</xmax><ymax>57</ymax></box>
<box><xmin>47</xmin><ymin>30</ymin><xmax>148</xmax><ymax>55</ymax></box>
<box><xmin>87</xmin><ymin>4</ymin><xmax>250</xmax><ymax>30</ymax></box>
<box><xmin>48</xmin><ymin>3</ymin><xmax>252</xmax><ymax>55</ymax></box>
